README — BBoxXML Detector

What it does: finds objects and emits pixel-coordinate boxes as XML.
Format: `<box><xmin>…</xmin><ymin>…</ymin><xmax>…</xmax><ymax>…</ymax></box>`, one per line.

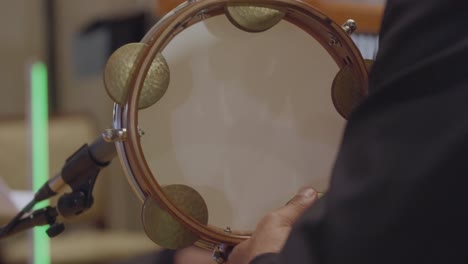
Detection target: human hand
<box><xmin>174</xmin><ymin>246</ymin><xmax>213</xmax><ymax>264</ymax></box>
<box><xmin>227</xmin><ymin>187</ymin><xmax>318</xmax><ymax>264</ymax></box>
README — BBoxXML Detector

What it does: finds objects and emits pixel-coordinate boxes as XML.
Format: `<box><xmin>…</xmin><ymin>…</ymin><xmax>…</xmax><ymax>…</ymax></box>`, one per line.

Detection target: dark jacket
<box><xmin>253</xmin><ymin>1</ymin><xmax>468</xmax><ymax>263</ymax></box>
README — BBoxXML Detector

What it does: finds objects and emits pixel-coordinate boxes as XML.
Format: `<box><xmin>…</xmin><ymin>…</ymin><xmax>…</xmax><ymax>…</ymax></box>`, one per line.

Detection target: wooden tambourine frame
<box><xmin>112</xmin><ymin>0</ymin><xmax>370</xmax><ymax>254</ymax></box>
<box><xmin>156</xmin><ymin>0</ymin><xmax>385</xmax><ymax>34</ymax></box>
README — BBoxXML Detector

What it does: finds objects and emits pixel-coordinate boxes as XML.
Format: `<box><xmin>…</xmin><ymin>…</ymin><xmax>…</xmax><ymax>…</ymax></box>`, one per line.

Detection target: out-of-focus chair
<box><xmin>0</xmin><ymin>115</ymin><xmax>158</xmax><ymax>264</ymax></box>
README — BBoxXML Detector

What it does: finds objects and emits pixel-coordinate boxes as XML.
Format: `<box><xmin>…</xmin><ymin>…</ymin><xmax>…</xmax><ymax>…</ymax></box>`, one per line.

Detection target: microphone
<box><xmin>34</xmin><ymin>133</ymin><xmax>117</xmax><ymax>202</ymax></box>
<box><xmin>0</xmin><ymin>132</ymin><xmax>117</xmax><ymax>238</ymax></box>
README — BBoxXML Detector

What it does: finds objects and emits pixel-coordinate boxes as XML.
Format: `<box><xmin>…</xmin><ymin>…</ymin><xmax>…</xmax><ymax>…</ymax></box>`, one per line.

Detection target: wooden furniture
<box><xmin>155</xmin><ymin>0</ymin><xmax>384</xmax><ymax>34</ymax></box>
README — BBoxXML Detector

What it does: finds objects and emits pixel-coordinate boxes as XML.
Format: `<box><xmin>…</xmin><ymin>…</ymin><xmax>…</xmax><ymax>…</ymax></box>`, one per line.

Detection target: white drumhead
<box><xmin>139</xmin><ymin>14</ymin><xmax>344</xmax><ymax>231</ymax></box>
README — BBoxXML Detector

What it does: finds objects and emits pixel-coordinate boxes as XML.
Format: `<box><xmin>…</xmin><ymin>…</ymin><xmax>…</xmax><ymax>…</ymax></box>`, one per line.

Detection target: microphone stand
<box><xmin>0</xmin><ymin>186</ymin><xmax>97</xmax><ymax>239</ymax></box>
<box><xmin>0</xmin><ymin>138</ymin><xmax>110</xmax><ymax>239</ymax></box>
<box><xmin>1</xmin><ymin>207</ymin><xmax>59</xmax><ymax>238</ymax></box>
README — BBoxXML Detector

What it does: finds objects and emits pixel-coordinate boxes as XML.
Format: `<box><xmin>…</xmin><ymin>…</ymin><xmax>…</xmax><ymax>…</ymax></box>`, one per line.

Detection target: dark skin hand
<box><xmin>171</xmin><ymin>187</ymin><xmax>317</xmax><ymax>264</ymax></box>
<box><xmin>173</xmin><ymin>247</ymin><xmax>213</xmax><ymax>264</ymax></box>
<box><xmin>227</xmin><ymin>187</ymin><xmax>318</xmax><ymax>264</ymax></box>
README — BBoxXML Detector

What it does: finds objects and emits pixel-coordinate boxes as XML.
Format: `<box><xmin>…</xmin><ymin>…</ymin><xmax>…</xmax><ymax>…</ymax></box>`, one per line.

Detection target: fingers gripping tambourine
<box><xmin>103</xmin><ymin>0</ymin><xmax>371</xmax><ymax>262</ymax></box>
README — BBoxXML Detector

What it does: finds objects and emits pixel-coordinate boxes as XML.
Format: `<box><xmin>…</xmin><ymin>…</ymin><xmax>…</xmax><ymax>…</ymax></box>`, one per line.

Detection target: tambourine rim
<box><xmin>113</xmin><ymin>0</ymin><xmax>369</xmax><ymax>247</ymax></box>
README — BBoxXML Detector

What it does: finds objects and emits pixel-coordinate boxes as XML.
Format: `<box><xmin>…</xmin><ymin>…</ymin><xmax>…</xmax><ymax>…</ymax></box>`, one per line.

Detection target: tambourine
<box><xmin>103</xmin><ymin>0</ymin><xmax>371</xmax><ymax>262</ymax></box>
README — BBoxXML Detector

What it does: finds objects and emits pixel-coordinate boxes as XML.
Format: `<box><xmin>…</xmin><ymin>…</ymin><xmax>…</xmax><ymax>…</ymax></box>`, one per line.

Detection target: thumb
<box><xmin>276</xmin><ymin>187</ymin><xmax>318</xmax><ymax>225</ymax></box>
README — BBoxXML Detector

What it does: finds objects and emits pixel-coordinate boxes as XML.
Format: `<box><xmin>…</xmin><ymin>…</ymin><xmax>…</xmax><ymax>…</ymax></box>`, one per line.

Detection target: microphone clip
<box><xmin>0</xmin><ymin>143</ymin><xmax>104</xmax><ymax>239</ymax></box>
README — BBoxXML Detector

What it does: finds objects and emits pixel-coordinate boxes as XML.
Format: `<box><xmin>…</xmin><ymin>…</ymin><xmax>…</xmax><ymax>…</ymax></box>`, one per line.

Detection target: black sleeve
<box><xmin>251</xmin><ymin>253</ymin><xmax>278</xmax><ymax>264</ymax></box>
<box><xmin>253</xmin><ymin>1</ymin><xmax>468</xmax><ymax>263</ymax></box>
<box><xmin>154</xmin><ymin>249</ymin><xmax>177</xmax><ymax>263</ymax></box>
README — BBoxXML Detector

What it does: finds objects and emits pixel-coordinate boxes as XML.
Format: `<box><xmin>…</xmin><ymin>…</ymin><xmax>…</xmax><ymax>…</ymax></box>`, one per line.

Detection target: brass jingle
<box><xmin>141</xmin><ymin>184</ymin><xmax>209</xmax><ymax>249</ymax></box>
<box><xmin>225</xmin><ymin>5</ymin><xmax>285</xmax><ymax>33</ymax></box>
<box><xmin>104</xmin><ymin>43</ymin><xmax>170</xmax><ymax>109</ymax></box>
<box><xmin>332</xmin><ymin>59</ymin><xmax>374</xmax><ymax>119</ymax></box>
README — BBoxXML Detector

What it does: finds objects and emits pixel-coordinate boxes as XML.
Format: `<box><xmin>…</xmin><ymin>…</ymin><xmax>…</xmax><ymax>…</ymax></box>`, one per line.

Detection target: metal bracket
<box><xmin>342</xmin><ymin>19</ymin><xmax>357</xmax><ymax>35</ymax></box>
<box><xmin>102</xmin><ymin>128</ymin><xmax>127</xmax><ymax>142</ymax></box>
<box><xmin>213</xmin><ymin>244</ymin><xmax>230</xmax><ymax>264</ymax></box>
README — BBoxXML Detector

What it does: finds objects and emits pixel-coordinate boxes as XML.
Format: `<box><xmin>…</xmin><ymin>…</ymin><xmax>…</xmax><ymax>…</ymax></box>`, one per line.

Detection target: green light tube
<box><xmin>30</xmin><ymin>62</ymin><xmax>51</xmax><ymax>264</ymax></box>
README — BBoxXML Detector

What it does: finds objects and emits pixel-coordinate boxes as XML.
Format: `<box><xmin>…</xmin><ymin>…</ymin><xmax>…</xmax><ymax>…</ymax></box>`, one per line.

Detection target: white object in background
<box><xmin>352</xmin><ymin>34</ymin><xmax>380</xmax><ymax>60</ymax></box>
<box><xmin>0</xmin><ymin>177</ymin><xmax>34</xmax><ymax>218</ymax></box>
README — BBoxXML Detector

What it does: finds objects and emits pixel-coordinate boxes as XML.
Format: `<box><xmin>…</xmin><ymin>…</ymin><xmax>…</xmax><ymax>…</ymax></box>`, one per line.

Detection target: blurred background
<box><xmin>0</xmin><ymin>1</ymin><xmax>163</xmax><ymax>263</ymax></box>
<box><xmin>0</xmin><ymin>0</ymin><xmax>384</xmax><ymax>263</ymax></box>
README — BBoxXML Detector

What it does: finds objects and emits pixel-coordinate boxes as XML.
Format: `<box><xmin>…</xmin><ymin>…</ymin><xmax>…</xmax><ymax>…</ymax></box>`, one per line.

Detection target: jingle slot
<box><xmin>225</xmin><ymin>5</ymin><xmax>285</xmax><ymax>33</ymax></box>
<box><xmin>141</xmin><ymin>184</ymin><xmax>209</xmax><ymax>249</ymax></box>
<box><xmin>103</xmin><ymin>42</ymin><xmax>170</xmax><ymax>109</ymax></box>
